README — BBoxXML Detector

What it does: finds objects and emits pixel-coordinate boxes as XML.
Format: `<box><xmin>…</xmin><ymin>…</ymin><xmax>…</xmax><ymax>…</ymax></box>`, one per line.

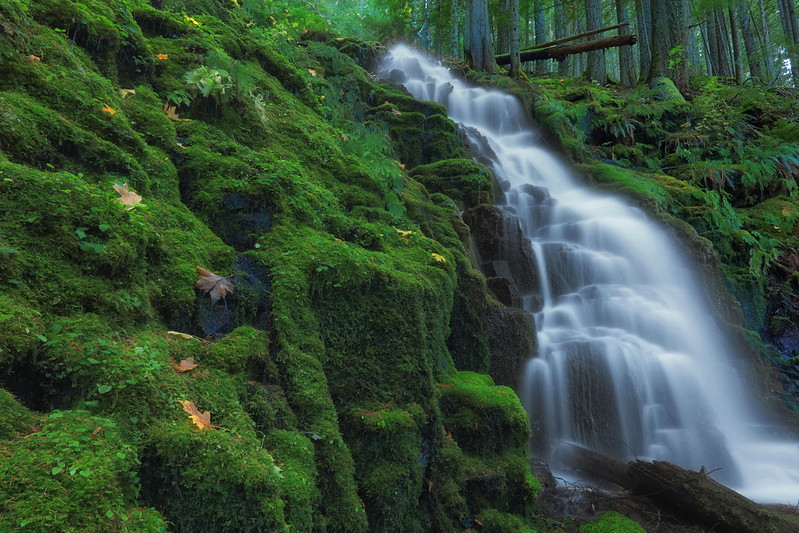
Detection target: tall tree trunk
<box><xmin>667</xmin><ymin>0</ymin><xmax>691</xmax><ymax>91</ymax></box>
<box><xmin>714</xmin><ymin>9</ymin><xmax>734</xmax><ymax>77</ymax></box>
<box><xmin>507</xmin><ymin>0</ymin><xmax>522</xmax><ymax>75</ymax></box>
<box><xmin>451</xmin><ymin>0</ymin><xmax>460</xmax><ymax>58</ymax></box>
<box><xmin>729</xmin><ymin>6</ymin><xmax>744</xmax><ymax>83</ymax></box>
<box><xmin>647</xmin><ymin>0</ymin><xmax>669</xmax><ymax>82</ymax></box>
<box><xmin>498</xmin><ymin>0</ymin><xmax>510</xmax><ymax>54</ymax></box>
<box><xmin>707</xmin><ymin>14</ymin><xmax>721</xmax><ymax>75</ymax></box>
<box><xmin>616</xmin><ymin>0</ymin><xmax>635</xmax><ymax>85</ymax></box>
<box><xmin>555</xmin><ymin>0</ymin><xmax>571</xmax><ymax>76</ymax></box>
<box><xmin>470</xmin><ymin>0</ymin><xmax>496</xmax><ymax>72</ymax></box>
<box><xmin>534</xmin><ymin>0</ymin><xmax>548</xmax><ymax>73</ymax></box>
<box><xmin>779</xmin><ymin>0</ymin><xmax>799</xmax><ymax>85</ymax></box>
<box><xmin>738</xmin><ymin>1</ymin><xmax>762</xmax><ymax>80</ymax></box>
<box><xmin>635</xmin><ymin>0</ymin><xmax>652</xmax><ymax>83</ymax></box>
<box><xmin>585</xmin><ymin>0</ymin><xmax>608</xmax><ymax>83</ymax></box>
<box><xmin>759</xmin><ymin>0</ymin><xmax>775</xmax><ymax>79</ymax></box>
<box><xmin>701</xmin><ymin>22</ymin><xmax>715</xmax><ymax>75</ymax></box>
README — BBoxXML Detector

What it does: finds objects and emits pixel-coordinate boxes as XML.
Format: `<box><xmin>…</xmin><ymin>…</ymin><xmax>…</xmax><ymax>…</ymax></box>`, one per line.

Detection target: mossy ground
<box><xmin>0</xmin><ymin>1</ymin><xmax>544</xmax><ymax>531</ymax></box>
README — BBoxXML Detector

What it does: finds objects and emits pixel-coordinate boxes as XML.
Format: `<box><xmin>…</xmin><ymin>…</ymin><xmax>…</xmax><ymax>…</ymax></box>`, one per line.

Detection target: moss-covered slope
<box><xmin>0</xmin><ymin>1</ymin><xmax>538</xmax><ymax>531</ymax></box>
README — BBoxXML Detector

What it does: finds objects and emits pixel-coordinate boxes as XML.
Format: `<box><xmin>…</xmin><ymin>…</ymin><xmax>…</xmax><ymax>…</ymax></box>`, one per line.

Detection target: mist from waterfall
<box><xmin>377</xmin><ymin>44</ymin><xmax>799</xmax><ymax>504</ymax></box>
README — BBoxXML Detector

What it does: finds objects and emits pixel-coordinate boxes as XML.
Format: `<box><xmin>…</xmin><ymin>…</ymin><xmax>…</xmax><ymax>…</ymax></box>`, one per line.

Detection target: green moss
<box><xmin>140</xmin><ymin>420</ymin><xmax>286</xmax><ymax>532</ymax></box>
<box><xmin>0</xmin><ymin>389</ymin><xmax>36</xmax><ymax>440</ymax></box>
<box><xmin>410</xmin><ymin>158</ymin><xmax>495</xmax><ymax>207</ymax></box>
<box><xmin>438</xmin><ymin>372</ymin><xmax>530</xmax><ymax>457</ymax></box>
<box><xmin>203</xmin><ymin>325</ymin><xmax>269</xmax><ymax>375</ymax></box>
<box><xmin>0</xmin><ymin>410</ymin><xmax>168</xmax><ymax>532</ymax></box>
<box><xmin>580</xmin><ymin>511</ymin><xmax>646</xmax><ymax>533</ymax></box>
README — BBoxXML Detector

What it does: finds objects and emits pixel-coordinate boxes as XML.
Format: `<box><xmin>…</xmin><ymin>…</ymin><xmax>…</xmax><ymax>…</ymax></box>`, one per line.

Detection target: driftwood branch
<box><xmin>495</xmin><ymin>34</ymin><xmax>637</xmax><ymax>66</ymax></box>
<box><xmin>553</xmin><ymin>443</ymin><xmax>799</xmax><ymax>533</ymax></box>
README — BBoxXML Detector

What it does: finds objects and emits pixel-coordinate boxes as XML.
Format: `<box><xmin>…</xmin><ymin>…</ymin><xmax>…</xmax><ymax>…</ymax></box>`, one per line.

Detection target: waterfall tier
<box><xmin>378</xmin><ymin>44</ymin><xmax>799</xmax><ymax>504</ymax></box>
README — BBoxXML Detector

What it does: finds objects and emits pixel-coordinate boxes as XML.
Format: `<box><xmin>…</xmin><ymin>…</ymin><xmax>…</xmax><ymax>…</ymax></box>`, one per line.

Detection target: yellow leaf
<box><xmin>171</xmin><ymin>357</ymin><xmax>198</xmax><ymax>373</ymax></box>
<box><xmin>308</xmin><ymin>69</ymin><xmax>317</xmax><ymax>77</ymax></box>
<box><xmin>395</xmin><ymin>228</ymin><xmax>412</xmax><ymax>238</ymax></box>
<box><xmin>166</xmin><ymin>330</ymin><xmax>196</xmax><ymax>340</ymax></box>
<box><xmin>431</xmin><ymin>253</ymin><xmax>446</xmax><ymax>263</ymax></box>
<box><xmin>119</xmin><ymin>88</ymin><xmax>136</xmax><ymax>98</ymax></box>
<box><xmin>113</xmin><ymin>183</ymin><xmax>142</xmax><ymax>210</ymax></box>
<box><xmin>391</xmin><ymin>108</ymin><xmax>402</xmax><ymax>116</ymax></box>
<box><xmin>185</xmin><ymin>15</ymin><xmax>201</xmax><ymax>26</ymax></box>
<box><xmin>181</xmin><ymin>400</ymin><xmax>214</xmax><ymax>430</ymax></box>
<box><xmin>102</xmin><ymin>103</ymin><xmax>116</xmax><ymax>116</ymax></box>
<box><xmin>156</xmin><ymin>53</ymin><xmax>169</xmax><ymax>60</ymax></box>
<box><xmin>163</xmin><ymin>103</ymin><xmax>190</xmax><ymax>122</ymax></box>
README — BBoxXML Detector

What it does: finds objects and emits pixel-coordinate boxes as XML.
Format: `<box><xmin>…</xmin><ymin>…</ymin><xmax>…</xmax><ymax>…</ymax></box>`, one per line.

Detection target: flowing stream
<box><xmin>377</xmin><ymin>44</ymin><xmax>799</xmax><ymax>504</ymax></box>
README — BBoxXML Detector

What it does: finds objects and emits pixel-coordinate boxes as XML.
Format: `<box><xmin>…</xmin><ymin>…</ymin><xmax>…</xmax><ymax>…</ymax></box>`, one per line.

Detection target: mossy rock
<box><xmin>410</xmin><ymin>158</ymin><xmax>494</xmax><ymax>207</ymax></box>
<box><xmin>0</xmin><ymin>410</ymin><xmax>168</xmax><ymax>532</ymax></box>
<box><xmin>438</xmin><ymin>372</ymin><xmax>530</xmax><ymax>458</ymax></box>
<box><xmin>140</xmin><ymin>420</ymin><xmax>286</xmax><ymax>532</ymax></box>
<box><xmin>580</xmin><ymin>511</ymin><xmax>646</xmax><ymax>533</ymax></box>
<box><xmin>203</xmin><ymin>325</ymin><xmax>270</xmax><ymax>375</ymax></box>
<box><xmin>0</xmin><ymin>388</ymin><xmax>36</xmax><ymax>440</ymax></box>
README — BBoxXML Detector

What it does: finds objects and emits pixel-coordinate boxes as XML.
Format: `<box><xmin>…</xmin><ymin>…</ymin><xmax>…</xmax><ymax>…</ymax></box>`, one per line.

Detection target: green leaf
<box><xmin>97</xmin><ymin>384</ymin><xmax>112</xmax><ymax>394</ymax></box>
<box><xmin>51</xmin><ymin>465</ymin><xmax>63</xmax><ymax>475</ymax></box>
<box><xmin>98</xmin><ymin>223</ymin><xmax>111</xmax><ymax>232</ymax></box>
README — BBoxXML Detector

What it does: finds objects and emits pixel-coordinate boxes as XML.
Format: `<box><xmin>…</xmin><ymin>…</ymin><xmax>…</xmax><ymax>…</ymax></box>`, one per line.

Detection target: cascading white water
<box><xmin>378</xmin><ymin>44</ymin><xmax>799</xmax><ymax>504</ymax></box>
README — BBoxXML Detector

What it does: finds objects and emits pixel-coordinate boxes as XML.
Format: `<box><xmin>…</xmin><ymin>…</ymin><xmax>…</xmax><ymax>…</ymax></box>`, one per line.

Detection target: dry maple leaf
<box><xmin>156</xmin><ymin>53</ymin><xmax>168</xmax><ymax>60</ymax></box>
<box><xmin>163</xmin><ymin>103</ymin><xmax>190</xmax><ymax>122</ymax></box>
<box><xmin>102</xmin><ymin>103</ymin><xmax>116</xmax><ymax>116</ymax></box>
<box><xmin>119</xmin><ymin>88</ymin><xmax>136</xmax><ymax>98</ymax></box>
<box><xmin>181</xmin><ymin>400</ymin><xmax>214</xmax><ymax>430</ymax></box>
<box><xmin>113</xmin><ymin>183</ymin><xmax>142</xmax><ymax>210</ymax></box>
<box><xmin>308</xmin><ymin>68</ymin><xmax>317</xmax><ymax>77</ymax></box>
<box><xmin>195</xmin><ymin>265</ymin><xmax>235</xmax><ymax>303</ymax></box>
<box><xmin>171</xmin><ymin>357</ymin><xmax>198</xmax><ymax>373</ymax></box>
<box><xmin>391</xmin><ymin>107</ymin><xmax>402</xmax><ymax>116</ymax></box>
<box><xmin>431</xmin><ymin>253</ymin><xmax>446</xmax><ymax>263</ymax></box>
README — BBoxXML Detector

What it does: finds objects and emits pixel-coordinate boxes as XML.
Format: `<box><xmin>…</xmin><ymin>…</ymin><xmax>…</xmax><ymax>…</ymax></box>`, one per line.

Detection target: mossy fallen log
<box><xmin>495</xmin><ymin>35</ymin><xmax>637</xmax><ymax>66</ymax></box>
<box><xmin>554</xmin><ymin>443</ymin><xmax>799</xmax><ymax>533</ymax></box>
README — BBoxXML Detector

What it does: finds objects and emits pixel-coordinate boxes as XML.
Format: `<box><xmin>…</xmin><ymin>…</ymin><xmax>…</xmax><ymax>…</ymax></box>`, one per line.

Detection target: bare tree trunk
<box><xmin>451</xmin><ymin>0</ymin><xmax>460</xmax><ymax>58</ymax></box>
<box><xmin>700</xmin><ymin>22</ymin><xmax>714</xmax><ymax>75</ymax></box>
<box><xmin>507</xmin><ymin>0</ymin><xmax>522</xmax><ymax>75</ymax></box>
<box><xmin>729</xmin><ymin>6</ymin><xmax>744</xmax><ymax>83</ymax></box>
<box><xmin>714</xmin><ymin>9</ymin><xmax>734</xmax><ymax>77</ymax></box>
<box><xmin>668</xmin><ymin>0</ymin><xmax>691</xmax><ymax>91</ymax></box>
<box><xmin>779</xmin><ymin>0</ymin><xmax>799</xmax><ymax>85</ymax></box>
<box><xmin>635</xmin><ymin>0</ymin><xmax>652</xmax><ymax>83</ymax></box>
<box><xmin>554</xmin><ymin>0</ymin><xmax>571</xmax><ymax>76</ymax></box>
<box><xmin>616</xmin><ymin>0</ymin><xmax>635</xmax><ymax>85</ymax></box>
<box><xmin>585</xmin><ymin>0</ymin><xmax>608</xmax><ymax>83</ymax></box>
<box><xmin>738</xmin><ymin>1</ymin><xmax>762</xmax><ymax>80</ymax></box>
<box><xmin>759</xmin><ymin>0</ymin><xmax>775</xmax><ymax>79</ymax></box>
<box><xmin>534</xmin><ymin>0</ymin><xmax>548</xmax><ymax>72</ymax></box>
<box><xmin>470</xmin><ymin>0</ymin><xmax>496</xmax><ymax>72</ymax></box>
<box><xmin>647</xmin><ymin>0</ymin><xmax>669</xmax><ymax>82</ymax></box>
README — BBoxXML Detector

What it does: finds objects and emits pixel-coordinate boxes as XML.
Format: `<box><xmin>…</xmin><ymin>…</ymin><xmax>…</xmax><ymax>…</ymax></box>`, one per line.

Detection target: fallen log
<box><xmin>519</xmin><ymin>22</ymin><xmax>629</xmax><ymax>52</ymax></box>
<box><xmin>495</xmin><ymin>34</ymin><xmax>637</xmax><ymax>66</ymax></box>
<box><xmin>552</xmin><ymin>443</ymin><xmax>799</xmax><ymax>533</ymax></box>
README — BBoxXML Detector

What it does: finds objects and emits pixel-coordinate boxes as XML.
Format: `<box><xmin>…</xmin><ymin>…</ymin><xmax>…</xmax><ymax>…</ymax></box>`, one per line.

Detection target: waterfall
<box><xmin>377</xmin><ymin>44</ymin><xmax>799</xmax><ymax>504</ymax></box>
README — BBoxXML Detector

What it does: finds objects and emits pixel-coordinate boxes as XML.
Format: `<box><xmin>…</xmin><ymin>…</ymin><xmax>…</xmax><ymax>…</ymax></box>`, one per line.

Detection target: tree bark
<box><xmin>779</xmin><ymin>0</ymin><xmax>799</xmax><ymax>85</ymax></box>
<box><xmin>616</xmin><ymin>0</ymin><xmax>635</xmax><ymax>86</ymax></box>
<box><xmin>715</xmin><ymin>9</ymin><xmax>734</xmax><ymax>78</ymax></box>
<box><xmin>738</xmin><ymin>1</ymin><xmax>762</xmax><ymax>80</ymax></box>
<box><xmin>729</xmin><ymin>6</ymin><xmax>744</xmax><ymax>84</ymax></box>
<box><xmin>635</xmin><ymin>0</ymin><xmax>652</xmax><ymax>83</ymax></box>
<box><xmin>554</xmin><ymin>0</ymin><xmax>571</xmax><ymax>76</ymax></box>
<box><xmin>451</xmin><ymin>0</ymin><xmax>460</xmax><ymax>58</ymax></box>
<box><xmin>469</xmin><ymin>0</ymin><xmax>496</xmax><ymax>72</ymax></box>
<box><xmin>647</xmin><ymin>0</ymin><xmax>669</xmax><ymax>82</ymax></box>
<box><xmin>667</xmin><ymin>0</ymin><xmax>691</xmax><ymax>91</ymax></box>
<box><xmin>534</xmin><ymin>0</ymin><xmax>548</xmax><ymax>73</ymax></box>
<box><xmin>759</xmin><ymin>0</ymin><xmax>775</xmax><ymax>79</ymax></box>
<box><xmin>495</xmin><ymin>34</ymin><xmax>637</xmax><ymax>65</ymax></box>
<box><xmin>507</xmin><ymin>0</ymin><xmax>521</xmax><ymax>75</ymax></box>
<box><xmin>585</xmin><ymin>0</ymin><xmax>608</xmax><ymax>83</ymax></box>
